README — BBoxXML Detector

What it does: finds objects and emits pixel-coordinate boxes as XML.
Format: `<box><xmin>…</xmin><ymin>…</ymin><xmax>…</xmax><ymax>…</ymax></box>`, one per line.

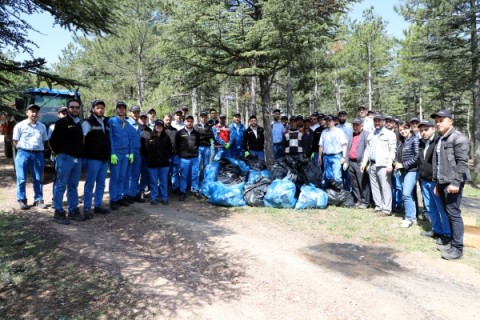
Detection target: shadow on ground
<box><xmin>301</xmin><ymin>243</ymin><xmax>406</xmax><ymax>280</ymax></box>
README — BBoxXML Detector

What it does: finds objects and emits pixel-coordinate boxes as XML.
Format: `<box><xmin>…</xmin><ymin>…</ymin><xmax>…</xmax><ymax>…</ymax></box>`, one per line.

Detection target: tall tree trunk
<box><xmin>470</xmin><ymin>0</ymin><xmax>480</xmax><ymax>182</ymax></box>
<box><xmin>250</xmin><ymin>75</ymin><xmax>257</xmax><ymax>116</ymax></box>
<box><xmin>367</xmin><ymin>41</ymin><xmax>373</xmax><ymax>110</ymax></box>
<box><xmin>260</xmin><ymin>74</ymin><xmax>274</xmax><ymax>166</ymax></box>
<box><xmin>314</xmin><ymin>67</ymin><xmax>319</xmax><ymax>110</ymax></box>
<box><xmin>235</xmin><ymin>85</ymin><xmax>240</xmax><ymax>114</ymax></box>
<box><xmin>287</xmin><ymin>66</ymin><xmax>293</xmax><ymax>116</ymax></box>
<box><xmin>334</xmin><ymin>68</ymin><xmax>341</xmax><ymax>112</ymax></box>
<box><xmin>191</xmin><ymin>87</ymin><xmax>198</xmax><ymax>120</ymax></box>
<box><xmin>418</xmin><ymin>86</ymin><xmax>423</xmax><ymax>121</ymax></box>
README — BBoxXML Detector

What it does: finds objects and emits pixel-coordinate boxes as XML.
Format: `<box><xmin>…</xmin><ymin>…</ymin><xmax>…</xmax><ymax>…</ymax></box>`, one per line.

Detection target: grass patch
<box><xmin>463</xmin><ymin>184</ymin><xmax>480</xmax><ymax>198</ymax></box>
<box><xmin>0</xmin><ymin>211</ymin><xmax>134</xmax><ymax>319</ymax></box>
<box><xmin>241</xmin><ymin>206</ymin><xmax>480</xmax><ymax>271</ymax></box>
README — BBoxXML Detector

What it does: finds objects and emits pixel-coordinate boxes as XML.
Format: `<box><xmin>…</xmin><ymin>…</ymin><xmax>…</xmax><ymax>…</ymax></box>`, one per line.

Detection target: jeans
<box><xmin>273</xmin><ymin>143</ymin><xmax>283</xmax><ymax>160</ymax></box>
<box><xmin>83</xmin><ymin>159</ymin><xmax>108</xmax><ymax>209</ymax></box>
<box><xmin>437</xmin><ymin>182</ymin><xmax>465</xmax><ymax>251</ymax></box>
<box><xmin>138</xmin><ymin>156</ymin><xmax>149</xmax><ymax>193</ymax></box>
<box><xmin>180</xmin><ymin>157</ymin><xmax>200</xmax><ymax>193</ymax></box>
<box><xmin>15</xmin><ymin>149</ymin><xmax>44</xmax><ymax>202</ymax></box>
<box><xmin>420</xmin><ymin>180</ymin><xmax>451</xmax><ymax>237</ymax></box>
<box><xmin>53</xmin><ymin>153</ymin><xmax>82</xmax><ymax>212</ymax></box>
<box><xmin>169</xmin><ymin>155</ymin><xmax>180</xmax><ymax>190</ymax></box>
<box><xmin>401</xmin><ymin>171</ymin><xmax>419</xmax><ymax>221</ymax></box>
<box><xmin>109</xmin><ymin>152</ymin><xmax>129</xmax><ymax>202</ymax></box>
<box><xmin>149</xmin><ymin>166</ymin><xmax>169</xmax><ymax>201</ymax></box>
<box><xmin>198</xmin><ymin>146</ymin><xmax>211</xmax><ymax>174</ymax></box>
<box><xmin>392</xmin><ymin>169</ymin><xmax>403</xmax><ymax>209</ymax></box>
<box><xmin>323</xmin><ymin>153</ymin><xmax>342</xmax><ymax>187</ymax></box>
<box><xmin>125</xmin><ymin>151</ymin><xmax>141</xmax><ymax>197</ymax></box>
<box><xmin>249</xmin><ymin>150</ymin><xmax>265</xmax><ymax>160</ymax></box>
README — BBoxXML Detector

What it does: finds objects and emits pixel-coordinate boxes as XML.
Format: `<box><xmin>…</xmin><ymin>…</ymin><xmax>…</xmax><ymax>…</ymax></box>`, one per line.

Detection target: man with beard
<box><xmin>207</xmin><ymin>108</ymin><xmax>219</xmax><ymax>126</ymax></box>
<box><xmin>194</xmin><ymin>111</ymin><xmax>213</xmax><ymax>177</ymax></box>
<box><xmin>212</xmin><ymin>114</ymin><xmax>231</xmax><ymax>158</ymax></box>
<box><xmin>358</xmin><ymin>105</ymin><xmax>375</xmax><ymax>133</ymax></box>
<box><xmin>82</xmin><ymin>100</ymin><xmax>111</xmax><ymax>218</ymax></box>
<box><xmin>272</xmin><ymin>108</ymin><xmax>284</xmax><ymax>159</ymax></box>
<box><xmin>336</xmin><ymin>110</ymin><xmax>353</xmax><ymax>191</ymax></box>
<box><xmin>283</xmin><ymin>116</ymin><xmax>303</xmax><ymax>158</ymax></box>
<box><xmin>243</xmin><ymin>115</ymin><xmax>265</xmax><ymax>160</ymax></box>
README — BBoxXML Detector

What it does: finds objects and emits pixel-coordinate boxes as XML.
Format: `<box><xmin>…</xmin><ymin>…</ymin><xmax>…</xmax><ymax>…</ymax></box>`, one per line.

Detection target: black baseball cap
<box><xmin>418</xmin><ymin>120</ymin><xmax>434</xmax><ymax>127</ymax></box>
<box><xmin>296</xmin><ymin>115</ymin><xmax>303</xmax><ymax>120</ymax></box>
<box><xmin>357</xmin><ymin>105</ymin><xmax>367</xmax><ymax>110</ymax></box>
<box><xmin>311</xmin><ymin>111</ymin><xmax>319</xmax><ymax>117</ymax></box>
<box><xmin>367</xmin><ymin>110</ymin><xmax>376</xmax><ymax>115</ymax></box>
<box><xmin>116</xmin><ymin>101</ymin><xmax>127</xmax><ymax>108</ymax></box>
<box><xmin>385</xmin><ymin>115</ymin><xmax>393</xmax><ymax>121</ymax></box>
<box><xmin>26</xmin><ymin>104</ymin><xmax>40</xmax><ymax>111</ymax></box>
<box><xmin>154</xmin><ymin>119</ymin><xmax>164</xmax><ymax>126</ymax></box>
<box><xmin>289</xmin><ymin>116</ymin><xmax>297</xmax><ymax>121</ymax></box>
<box><xmin>200</xmin><ymin>111</ymin><xmax>208</xmax><ymax>116</ymax></box>
<box><xmin>147</xmin><ymin>108</ymin><xmax>156</xmax><ymax>114</ymax></box>
<box><xmin>58</xmin><ymin>106</ymin><xmax>68</xmax><ymax>113</ymax></box>
<box><xmin>409</xmin><ymin>117</ymin><xmax>420</xmax><ymax>123</ymax></box>
<box><xmin>91</xmin><ymin>100</ymin><xmax>105</xmax><ymax>108</ymax></box>
<box><xmin>430</xmin><ymin>110</ymin><xmax>453</xmax><ymax>119</ymax></box>
<box><xmin>324</xmin><ymin>114</ymin><xmax>334</xmax><ymax>120</ymax></box>
<box><xmin>352</xmin><ymin>118</ymin><xmax>363</xmax><ymax>125</ymax></box>
<box><xmin>338</xmin><ymin>110</ymin><xmax>347</xmax><ymax>115</ymax></box>
<box><xmin>174</xmin><ymin>109</ymin><xmax>183</xmax><ymax>115</ymax></box>
<box><xmin>373</xmin><ymin>113</ymin><xmax>385</xmax><ymax>120</ymax></box>
<box><xmin>233</xmin><ymin>112</ymin><xmax>241</xmax><ymax>117</ymax></box>
<box><xmin>317</xmin><ymin>113</ymin><xmax>325</xmax><ymax>120</ymax></box>
<box><xmin>181</xmin><ymin>105</ymin><xmax>189</xmax><ymax>111</ymax></box>
<box><xmin>281</xmin><ymin>114</ymin><xmax>288</xmax><ymax>120</ymax></box>
<box><xmin>219</xmin><ymin>114</ymin><xmax>226</xmax><ymax>118</ymax></box>
<box><xmin>185</xmin><ymin>115</ymin><xmax>194</xmax><ymax>120</ymax></box>
<box><xmin>130</xmin><ymin>105</ymin><xmax>141</xmax><ymax>112</ymax></box>
<box><xmin>139</xmin><ymin>112</ymin><xmax>148</xmax><ymax>118</ymax></box>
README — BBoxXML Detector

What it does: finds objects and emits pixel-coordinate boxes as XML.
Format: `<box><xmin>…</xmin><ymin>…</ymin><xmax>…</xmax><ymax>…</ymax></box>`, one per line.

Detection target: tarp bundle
<box><xmin>295</xmin><ymin>184</ymin><xmax>329</xmax><ymax>210</ymax></box>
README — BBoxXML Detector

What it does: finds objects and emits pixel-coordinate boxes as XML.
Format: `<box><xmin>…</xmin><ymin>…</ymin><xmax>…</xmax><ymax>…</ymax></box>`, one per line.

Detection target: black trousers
<box><xmin>437</xmin><ymin>182</ymin><xmax>465</xmax><ymax>251</ymax></box>
<box><xmin>348</xmin><ymin>160</ymin><xmax>370</xmax><ymax>205</ymax></box>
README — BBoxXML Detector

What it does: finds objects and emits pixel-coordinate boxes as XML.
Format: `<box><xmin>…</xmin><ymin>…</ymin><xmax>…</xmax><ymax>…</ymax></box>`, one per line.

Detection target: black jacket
<box><xmin>164</xmin><ymin>125</ymin><xmax>177</xmax><ymax>155</ymax></box>
<box><xmin>243</xmin><ymin>126</ymin><xmax>265</xmax><ymax>151</ymax></box>
<box><xmin>419</xmin><ymin>136</ymin><xmax>435</xmax><ymax>181</ymax></box>
<box><xmin>399</xmin><ymin>135</ymin><xmax>419</xmax><ymax>172</ymax></box>
<box><xmin>83</xmin><ymin>115</ymin><xmax>110</xmax><ymax>161</ymax></box>
<box><xmin>140</xmin><ymin>126</ymin><xmax>152</xmax><ymax>157</ymax></box>
<box><xmin>311</xmin><ymin>126</ymin><xmax>326</xmax><ymax>153</ymax></box>
<box><xmin>433</xmin><ymin>127</ymin><xmax>471</xmax><ymax>187</ymax></box>
<box><xmin>175</xmin><ymin>128</ymin><xmax>200</xmax><ymax>158</ymax></box>
<box><xmin>146</xmin><ymin>132</ymin><xmax>172</xmax><ymax>167</ymax></box>
<box><xmin>302</xmin><ymin>128</ymin><xmax>314</xmax><ymax>157</ymax></box>
<box><xmin>193</xmin><ymin>122</ymin><xmax>213</xmax><ymax>147</ymax></box>
<box><xmin>49</xmin><ymin>115</ymin><xmax>83</xmax><ymax>158</ymax></box>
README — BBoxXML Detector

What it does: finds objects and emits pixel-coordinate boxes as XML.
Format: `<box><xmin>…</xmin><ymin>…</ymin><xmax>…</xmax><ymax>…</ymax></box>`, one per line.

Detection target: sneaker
<box><xmin>134</xmin><ymin>194</ymin><xmax>146</xmax><ymax>203</ymax></box>
<box><xmin>377</xmin><ymin>210</ymin><xmax>391</xmax><ymax>217</ymax></box>
<box><xmin>160</xmin><ymin>200</ymin><xmax>168</xmax><ymax>205</ymax></box>
<box><xmin>357</xmin><ymin>203</ymin><xmax>368</xmax><ymax>209</ymax></box>
<box><xmin>94</xmin><ymin>207</ymin><xmax>111</xmax><ymax>214</ymax></box>
<box><xmin>68</xmin><ymin>208</ymin><xmax>86</xmax><ymax>221</ymax></box>
<box><xmin>437</xmin><ymin>242</ymin><xmax>452</xmax><ymax>251</ymax></box>
<box><xmin>125</xmin><ymin>196</ymin><xmax>135</xmax><ymax>204</ymax></box>
<box><xmin>373</xmin><ymin>206</ymin><xmax>382</xmax><ymax>212</ymax></box>
<box><xmin>110</xmin><ymin>201</ymin><xmax>119</xmax><ymax>211</ymax></box>
<box><xmin>400</xmin><ymin>220</ymin><xmax>413</xmax><ymax>228</ymax></box>
<box><xmin>118</xmin><ymin>198</ymin><xmax>130</xmax><ymax>206</ymax></box>
<box><xmin>18</xmin><ymin>200</ymin><xmax>29</xmax><ymax>210</ymax></box>
<box><xmin>53</xmin><ymin>210</ymin><xmax>71</xmax><ymax>225</ymax></box>
<box><xmin>420</xmin><ymin>230</ymin><xmax>436</xmax><ymax>238</ymax></box>
<box><xmin>441</xmin><ymin>247</ymin><xmax>463</xmax><ymax>260</ymax></box>
<box><xmin>179</xmin><ymin>192</ymin><xmax>186</xmax><ymax>201</ymax></box>
<box><xmin>194</xmin><ymin>191</ymin><xmax>202</xmax><ymax>199</ymax></box>
<box><xmin>436</xmin><ymin>236</ymin><xmax>451</xmax><ymax>246</ymax></box>
<box><xmin>33</xmin><ymin>200</ymin><xmax>47</xmax><ymax>209</ymax></box>
<box><xmin>83</xmin><ymin>208</ymin><xmax>94</xmax><ymax>220</ymax></box>
<box><xmin>150</xmin><ymin>200</ymin><xmax>158</xmax><ymax>205</ymax></box>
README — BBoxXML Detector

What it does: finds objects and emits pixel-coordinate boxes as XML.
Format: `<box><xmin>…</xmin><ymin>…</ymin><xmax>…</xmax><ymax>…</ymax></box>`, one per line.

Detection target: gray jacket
<box><xmin>432</xmin><ymin>127</ymin><xmax>471</xmax><ymax>187</ymax></box>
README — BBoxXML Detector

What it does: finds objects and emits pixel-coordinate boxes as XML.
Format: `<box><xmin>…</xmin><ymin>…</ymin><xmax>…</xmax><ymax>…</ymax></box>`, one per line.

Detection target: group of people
<box><xmin>12</xmin><ymin>100</ymin><xmax>470</xmax><ymax>260</ymax></box>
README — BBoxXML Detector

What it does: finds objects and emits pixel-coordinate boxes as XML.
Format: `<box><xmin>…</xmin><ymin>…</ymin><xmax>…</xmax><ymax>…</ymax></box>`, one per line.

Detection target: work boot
<box><xmin>83</xmin><ymin>208</ymin><xmax>94</xmax><ymax>220</ymax></box>
<box><xmin>441</xmin><ymin>247</ymin><xmax>463</xmax><ymax>260</ymax></box>
<box><xmin>194</xmin><ymin>191</ymin><xmax>202</xmax><ymax>199</ymax></box>
<box><xmin>94</xmin><ymin>207</ymin><xmax>111</xmax><ymax>214</ymax></box>
<box><xmin>53</xmin><ymin>210</ymin><xmax>70</xmax><ymax>225</ymax></box>
<box><xmin>68</xmin><ymin>208</ymin><xmax>86</xmax><ymax>221</ymax></box>
<box><xmin>125</xmin><ymin>196</ymin><xmax>135</xmax><ymax>204</ymax></box>
<box><xmin>150</xmin><ymin>200</ymin><xmax>158</xmax><ymax>205</ymax></box>
<box><xmin>33</xmin><ymin>200</ymin><xmax>47</xmax><ymax>209</ymax></box>
<box><xmin>118</xmin><ymin>198</ymin><xmax>130</xmax><ymax>207</ymax></box>
<box><xmin>420</xmin><ymin>230</ymin><xmax>436</xmax><ymax>238</ymax></box>
<box><xmin>179</xmin><ymin>192</ymin><xmax>186</xmax><ymax>201</ymax></box>
<box><xmin>110</xmin><ymin>201</ymin><xmax>119</xmax><ymax>211</ymax></box>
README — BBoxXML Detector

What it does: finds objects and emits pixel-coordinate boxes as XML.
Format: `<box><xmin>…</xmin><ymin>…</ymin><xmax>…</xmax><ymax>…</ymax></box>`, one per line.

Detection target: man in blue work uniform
<box><xmin>229</xmin><ymin>112</ymin><xmax>246</xmax><ymax>158</ymax></box>
<box><xmin>12</xmin><ymin>104</ymin><xmax>49</xmax><ymax>210</ymax></box>
<box><xmin>318</xmin><ymin>114</ymin><xmax>348</xmax><ymax>190</ymax></box>
<box><xmin>49</xmin><ymin>99</ymin><xmax>85</xmax><ymax>224</ymax></box>
<box><xmin>108</xmin><ymin>101</ymin><xmax>133</xmax><ymax>210</ymax></box>
<box><xmin>194</xmin><ymin>111</ymin><xmax>213</xmax><ymax>177</ymax></box>
<box><xmin>126</xmin><ymin>105</ymin><xmax>145</xmax><ymax>203</ymax></box>
<box><xmin>176</xmin><ymin>115</ymin><xmax>201</xmax><ymax>201</ymax></box>
<box><xmin>272</xmin><ymin>109</ymin><xmax>284</xmax><ymax>159</ymax></box>
<box><xmin>82</xmin><ymin>100</ymin><xmax>111</xmax><ymax>218</ymax></box>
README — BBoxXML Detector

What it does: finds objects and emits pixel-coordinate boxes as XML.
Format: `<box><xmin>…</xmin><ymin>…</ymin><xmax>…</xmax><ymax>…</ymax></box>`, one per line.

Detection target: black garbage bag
<box><xmin>243</xmin><ymin>177</ymin><xmax>271</xmax><ymax>206</ymax></box>
<box><xmin>243</xmin><ymin>156</ymin><xmax>267</xmax><ymax>171</ymax></box>
<box><xmin>326</xmin><ymin>188</ymin><xmax>356</xmax><ymax>208</ymax></box>
<box><xmin>271</xmin><ymin>162</ymin><xmax>289</xmax><ymax>180</ymax></box>
<box><xmin>300</xmin><ymin>161</ymin><xmax>323</xmax><ymax>188</ymax></box>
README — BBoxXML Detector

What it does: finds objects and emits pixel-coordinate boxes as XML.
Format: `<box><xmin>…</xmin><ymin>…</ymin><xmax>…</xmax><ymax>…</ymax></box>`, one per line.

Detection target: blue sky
<box><xmin>14</xmin><ymin>0</ymin><xmax>410</xmax><ymax>66</ymax></box>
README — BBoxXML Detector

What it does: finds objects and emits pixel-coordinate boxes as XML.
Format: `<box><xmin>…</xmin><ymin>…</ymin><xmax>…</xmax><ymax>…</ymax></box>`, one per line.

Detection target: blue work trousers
<box><xmin>169</xmin><ymin>155</ymin><xmax>180</xmax><ymax>190</ymax></box>
<box><xmin>273</xmin><ymin>143</ymin><xmax>283</xmax><ymax>160</ymax></box>
<box><xmin>323</xmin><ymin>153</ymin><xmax>342</xmax><ymax>187</ymax></box>
<box><xmin>420</xmin><ymin>180</ymin><xmax>451</xmax><ymax>237</ymax></box>
<box><xmin>198</xmin><ymin>146</ymin><xmax>211</xmax><ymax>172</ymax></box>
<box><xmin>249</xmin><ymin>150</ymin><xmax>265</xmax><ymax>160</ymax></box>
<box><xmin>401</xmin><ymin>171</ymin><xmax>419</xmax><ymax>221</ymax></box>
<box><xmin>139</xmin><ymin>156</ymin><xmax>149</xmax><ymax>193</ymax></box>
<box><xmin>83</xmin><ymin>159</ymin><xmax>108</xmax><ymax>209</ymax></box>
<box><xmin>15</xmin><ymin>149</ymin><xmax>44</xmax><ymax>203</ymax></box>
<box><xmin>126</xmin><ymin>151</ymin><xmax>141</xmax><ymax>197</ymax></box>
<box><xmin>180</xmin><ymin>157</ymin><xmax>200</xmax><ymax>193</ymax></box>
<box><xmin>53</xmin><ymin>153</ymin><xmax>82</xmax><ymax>212</ymax></box>
<box><xmin>149</xmin><ymin>166</ymin><xmax>169</xmax><ymax>201</ymax></box>
<box><xmin>109</xmin><ymin>153</ymin><xmax>129</xmax><ymax>202</ymax></box>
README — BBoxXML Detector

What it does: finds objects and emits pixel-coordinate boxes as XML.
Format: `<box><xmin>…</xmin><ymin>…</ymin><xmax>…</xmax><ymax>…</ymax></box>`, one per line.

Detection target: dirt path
<box><xmin>1</xmin><ymin>140</ymin><xmax>480</xmax><ymax>319</ymax></box>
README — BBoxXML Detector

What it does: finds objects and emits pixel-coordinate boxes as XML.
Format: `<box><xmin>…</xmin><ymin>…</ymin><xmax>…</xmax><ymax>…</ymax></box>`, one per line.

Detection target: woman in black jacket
<box><xmin>146</xmin><ymin>120</ymin><xmax>173</xmax><ymax>205</ymax></box>
<box><xmin>395</xmin><ymin>122</ymin><xmax>420</xmax><ymax>228</ymax></box>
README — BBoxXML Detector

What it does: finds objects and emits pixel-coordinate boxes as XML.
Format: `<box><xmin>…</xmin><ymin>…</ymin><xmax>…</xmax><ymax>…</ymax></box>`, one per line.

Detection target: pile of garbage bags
<box><xmin>200</xmin><ymin>156</ymin><xmax>354</xmax><ymax>209</ymax></box>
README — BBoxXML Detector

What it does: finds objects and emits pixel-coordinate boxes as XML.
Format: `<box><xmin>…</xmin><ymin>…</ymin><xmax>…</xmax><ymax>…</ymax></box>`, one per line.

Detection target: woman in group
<box><xmin>146</xmin><ymin>119</ymin><xmax>173</xmax><ymax>205</ymax></box>
<box><xmin>395</xmin><ymin>122</ymin><xmax>420</xmax><ymax>228</ymax></box>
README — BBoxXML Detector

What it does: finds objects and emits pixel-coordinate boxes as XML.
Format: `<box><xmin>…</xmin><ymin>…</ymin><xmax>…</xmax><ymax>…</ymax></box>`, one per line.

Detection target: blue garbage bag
<box><xmin>247</xmin><ymin>169</ymin><xmax>272</xmax><ymax>184</ymax></box>
<box><xmin>201</xmin><ymin>161</ymin><xmax>221</xmax><ymax>197</ymax></box>
<box><xmin>225</xmin><ymin>157</ymin><xmax>250</xmax><ymax>173</ymax></box>
<box><xmin>263</xmin><ymin>179</ymin><xmax>297</xmax><ymax>208</ymax></box>
<box><xmin>295</xmin><ymin>184</ymin><xmax>329</xmax><ymax>210</ymax></box>
<box><xmin>208</xmin><ymin>182</ymin><xmax>246</xmax><ymax>207</ymax></box>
